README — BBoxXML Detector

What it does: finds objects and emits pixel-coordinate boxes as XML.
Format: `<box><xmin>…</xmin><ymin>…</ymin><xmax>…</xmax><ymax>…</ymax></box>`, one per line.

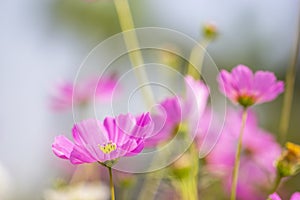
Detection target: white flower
<box><xmin>44</xmin><ymin>182</ymin><xmax>109</xmax><ymax>200</ymax></box>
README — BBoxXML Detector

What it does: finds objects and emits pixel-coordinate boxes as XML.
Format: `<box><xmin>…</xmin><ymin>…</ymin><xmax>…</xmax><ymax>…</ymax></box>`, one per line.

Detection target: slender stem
<box><xmin>181</xmin><ymin>180</ymin><xmax>190</xmax><ymax>200</ymax></box>
<box><xmin>279</xmin><ymin>6</ymin><xmax>300</xmax><ymax>144</ymax></box>
<box><xmin>189</xmin><ymin>176</ymin><xmax>198</xmax><ymax>200</ymax></box>
<box><xmin>177</xmin><ymin>176</ymin><xmax>197</xmax><ymax>200</ymax></box>
<box><xmin>268</xmin><ymin>173</ymin><xmax>282</xmax><ymax>195</ymax></box>
<box><xmin>190</xmin><ymin>143</ymin><xmax>199</xmax><ymax>199</ymax></box>
<box><xmin>108</xmin><ymin>167</ymin><xmax>115</xmax><ymax>200</ymax></box>
<box><xmin>230</xmin><ymin>109</ymin><xmax>248</xmax><ymax>200</ymax></box>
<box><xmin>113</xmin><ymin>0</ymin><xmax>155</xmax><ymax>108</ymax></box>
<box><xmin>186</xmin><ymin>38</ymin><xmax>210</xmax><ymax>79</ymax></box>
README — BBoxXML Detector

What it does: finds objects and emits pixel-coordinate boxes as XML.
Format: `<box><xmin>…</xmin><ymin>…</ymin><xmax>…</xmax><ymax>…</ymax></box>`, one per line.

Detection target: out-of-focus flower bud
<box><xmin>276</xmin><ymin>142</ymin><xmax>300</xmax><ymax>177</ymax></box>
<box><xmin>202</xmin><ymin>22</ymin><xmax>218</xmax><ymax>40</ymax></box>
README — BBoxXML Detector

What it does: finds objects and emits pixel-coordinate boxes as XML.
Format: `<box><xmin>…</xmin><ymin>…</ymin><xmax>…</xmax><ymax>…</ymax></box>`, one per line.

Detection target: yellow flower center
<box><xmin>99</xmin><ymin>141</ymin><xmax>117</xmax><ymax>154</ymax></box>
<box><xmin>237</xmin><ymin>95</ymin><xmax>256</xmax><ymax>107</ymax></box>
<box><xmin>286</xmin><ymin>142</ymin><xmax>300</xmax><ymax>158</ymax></box>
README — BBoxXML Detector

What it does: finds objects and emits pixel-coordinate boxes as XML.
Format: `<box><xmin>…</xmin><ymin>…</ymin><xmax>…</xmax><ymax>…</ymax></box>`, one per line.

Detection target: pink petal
<box><xmin>269</xmin><ymin>193</ymin><xmax>282</xmax><ymax>200</ymax></box>
<box><xmin>69</xmin><ymin>145</ymin><xmax>97</xmax><ymax>164</ymax></box>
<box><xmin>123</xmin><ymin>139</ymin><xmax>143</xmax><ymax>156</ymax></box>
<box><xmin>108</xmin><ymin>112</ymin><xmax>152</xmax><ymax>141</ymax></box>
<box><xmin>72</xmin><ymin>119</ymin><xmax>110</xmax><ymax>162</ymax></box>
<box><xmin>52</xmin><ymin>135</ymin><xmax>74</xmax><ymax>159</ymax></box>
<box><xmin>231</xmin><ymin>65</ymin><xmax>254</xmax><ymax>93</ymax></box>
<box><xmin>115</xmin><ymin>113</ymin><xmax>136</xmax><ymax>136</ymax></box>
<box><xmin>104</xmin><ymin>116</ymin><xmax>129</xmax><ymax>145</ymax></box>
<box><xmin>144</xmin><ymin>111</ymin><xmax>174</xmax><ymax>147</ymax></box>
<box><xmin>184</xmin><ymin>75</ymin><xmax>209</xmax><ymax>119</ymax></box>
<box><xmin>254</xmin><ymin>71</ymin><xmax>284</xmax><ymax>103</ymax></box>
<box><xmin>73</xmin><ymin>119</ymin><xmax>108</xmax><ymax>147</ymax></box>
<box><xmin>291</xmin><ymin>192</ymin><xmax>300</xmax><ymax>200</ymax></box>
<box><xmin>160</xmin><ymin>96</ymin><xmax>182</xmax><ymax>124</ymax></box>
<box><xmin>132</xmin><ymin>112</ymin><xmax>153</xmax><ymax>138</ymax></box>
<box><xmin>50</xmin><ymin>81</ymin><xmax>74</xmax><ymax>111</ymax></box>
<box><xmin>136</xmin><ymin>112</ymin><xmax>151</xmax><ymax>127</ymax></box>
<box><xmin>217</xmin><ymin>70</ymin><xmax>237</xmax><ymax>100</ymax></box>
<box><xmin>95</xmin><ymin>75</ymin><xmax>118</xmax><ymax>101</ymax></box>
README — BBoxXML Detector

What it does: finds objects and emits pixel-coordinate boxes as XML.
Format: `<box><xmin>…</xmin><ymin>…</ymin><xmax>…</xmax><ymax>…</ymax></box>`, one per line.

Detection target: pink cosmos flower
<box><xmin>144</xmin><ymin>75</ymin><xmax>209</xmax><ymax>147</ymax></box>
<box><xmin>217</xmin><ymin>65</ymin><xmax>284</xmax><ymax>107</ymax></box>
<box><xmin>52</xmin><ymin>112</ymin><xmax>152</xmax><ymax>165</ymax></box>
<box><xmin>50</xmin><ymin>74</ymin><xmax>118</xmax><ymax>111</ymax></box>
<box><xmin>269</xmin><ymin>192</ymin><xmax>300</xmax><ymax>200</ymax></box>
<box><xmin>206</xmin><ymin>109</ymin><xmax>281</xmax><ymax>200</ymax></box>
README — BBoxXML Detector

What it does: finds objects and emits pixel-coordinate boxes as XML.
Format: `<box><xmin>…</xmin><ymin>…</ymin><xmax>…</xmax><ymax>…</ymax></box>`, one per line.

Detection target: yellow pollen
<box><xmin>99</xmin><ymin>141</ymin><xmax>117</xmax><ymax>154</ymax></box>
<box><xmin>286</xmin><ymin>142</ymin><xmax>300</xmax><ymax>157</ymax></box>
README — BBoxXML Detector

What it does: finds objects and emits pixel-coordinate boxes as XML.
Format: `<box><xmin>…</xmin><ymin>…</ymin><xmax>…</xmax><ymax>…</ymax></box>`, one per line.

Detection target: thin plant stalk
<box><xmin>268</xmin><ymin>173</ymin><xmax>282</xmax><ymax>195</ymax></box>
<box><xmin>176</xmin><ymin>176</ymin><xmax>197</xmax><ymax>200</ymax></box>
<box><xmin>279</xmin><ymin>7</ymin><xmax>300</xmax><ymax>144</ymax></box>
<box><xmin>113</xmin><ymin>0</ymin><xmax>155</xmax><ymax>108</ymax></box>
<box><xmin>186</xmin><ymin>38</ymin><xmax>210</xmax><ymax>79</ymax></box>
<box><xmin>108</xmin><ymin>167</ymin><xmax>115</xmax><ymax>200</ymax></box>
<box><xmin>230</xmin><ymin>109</ymin><xmax>248</xmax><ymax>200</ymax></box>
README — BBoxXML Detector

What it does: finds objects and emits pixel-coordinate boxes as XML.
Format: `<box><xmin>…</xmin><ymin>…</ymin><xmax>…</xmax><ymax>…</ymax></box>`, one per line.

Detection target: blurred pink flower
<box><xmin>52</xmin><ymin>112</ymin><xmax>152</xmax><ymax>165</ymax></box>
<box><xmin>269</xmin><ymin>193</ymin><xmax>282</xmax><ymax>200</ymax></box>
<box><xmin>144</xmin><ymin>75</ymin><xmax>209</xmax><ymax>147</ymax></box>
<box><xmin>50</xmin><ymin>74</ymin><xmax>118</xmax><ymax>111</ymax></box>
<box><xmin>217</xmin><ymin>65</ymin><xmax>284</xmax><ymax>107</ymax></box>
<box><xmin>206</xmin><ymin>109</ymin><xmax>281</xmax><ymax>200</ymax></box>
<box><xmin>269</xmin><ymin>192</ymin><xmax>300</xmax><ymax>200</ymax></box>
<box><xmin>291</xmin><ymin>193</ymin><xmax>300</xmax><ymax>200</ymax></box>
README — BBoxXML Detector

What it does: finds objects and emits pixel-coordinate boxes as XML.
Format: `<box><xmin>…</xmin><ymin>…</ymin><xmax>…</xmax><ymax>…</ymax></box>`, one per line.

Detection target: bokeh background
<box><xmin>1</xmin><ymin>0</ymin><xmax>299</xmax><ymax>199</ymax></box>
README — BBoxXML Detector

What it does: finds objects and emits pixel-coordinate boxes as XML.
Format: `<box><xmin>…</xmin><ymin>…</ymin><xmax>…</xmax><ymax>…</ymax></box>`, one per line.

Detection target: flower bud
<box><xmin>202</xmin><ymin>22</ymin><xmax>218</xmax><ymax>40</ymax></box>
<box><xmin>276</xmin><ymin>142</ymin><xmax>300</xmax><ymax>177</ymax></box>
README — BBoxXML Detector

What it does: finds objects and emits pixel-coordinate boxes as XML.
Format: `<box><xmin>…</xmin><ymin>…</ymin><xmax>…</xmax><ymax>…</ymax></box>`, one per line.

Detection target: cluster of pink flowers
<box><xmin>206</xmin><ymin>109</ymin><xmax>281</xmax><ymax>199</ymax></box>
<box><xmin>145</xmin><ymin>75</ymin><xmax>209</xmax><ymax>147</ymax></box>
<box><xmin>51</xmin><ymin>64</ymin><xmax>288</xmax><ymax>199</ymax></box>
<box><xmin>52</xmin><ymin>75</ymin><xmax>209</xmax><ymax>164</ymax></box>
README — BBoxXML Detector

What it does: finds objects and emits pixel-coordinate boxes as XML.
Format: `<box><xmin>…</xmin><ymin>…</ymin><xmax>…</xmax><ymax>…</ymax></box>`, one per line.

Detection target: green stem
<box><xmin>113</xmin><ymin>0</ymin><xmax>155</xmax><ymax>108</ymax></box>
<box><xmin>230</xmin><ymin>109</ymin><xmax>248</xmax><ymax>200</ymax></box>
<box><xmin>279</xmin><ymin>6</ymin><xmax>300</xmax><ymax>144</ymax></box>
<box><xmin>268</xmin><ymin>173</ymin><xmax>282</xmax><ymax>196</ymax></box>
<box><xmin>108</xmin><ymin>167</ymin><xmax>115</xmax><ymax>200</ymax></box>
<box><xmin>177</xmin><ymin>177</ymin><xmax>197</xmax><ymax>200</ymax></box>
<box><xmin>186</xmin><ymin>38</ymin><xmax>210</xmax><ymax>79</ymax></box>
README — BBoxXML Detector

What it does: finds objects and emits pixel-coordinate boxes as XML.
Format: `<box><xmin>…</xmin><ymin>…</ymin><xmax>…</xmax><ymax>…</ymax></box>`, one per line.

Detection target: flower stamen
<box><xmin>99</xmin><ymin>141</ymin><xmax>117</xmax><ymax>154</ymax></box>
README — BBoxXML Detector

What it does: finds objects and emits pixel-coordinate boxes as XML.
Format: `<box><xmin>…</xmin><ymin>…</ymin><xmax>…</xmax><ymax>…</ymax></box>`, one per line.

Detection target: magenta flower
<box><xmin>52</xmin><ymin>112</ymin><xmax>151</xmax><ymax>166</ymax></box>
<box><xmin>269</xmin><ymin>192</ymin><xmax>300</xmax><ymax>200</ymax></box>
<box><xmin>269</xmin><ymin>193</ymin><xmax>282</xmax><ymax>200</ymax></box>
<box><xmin>217</xmin><ymin>65</ymin><xmax>284</xmax><ymax>107</ymax></box>
<box><xmin>291</xmin><ymin>193</ymin><xmax>300</xmax><ymax>200</ymax></box>
<box><xmin>50</xmin><ymin>75</ymin><xmax>118</xmax><ymax>111</ymax></box>
<box><xmin>144</xmin><ymin>75</ymin><xmax>209</xmax><ymax>147</ymax></box>
<box><xmin>206</xmin><ymin>109</ymin><xmax>281</xmax><ymax>200</ymax></box>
